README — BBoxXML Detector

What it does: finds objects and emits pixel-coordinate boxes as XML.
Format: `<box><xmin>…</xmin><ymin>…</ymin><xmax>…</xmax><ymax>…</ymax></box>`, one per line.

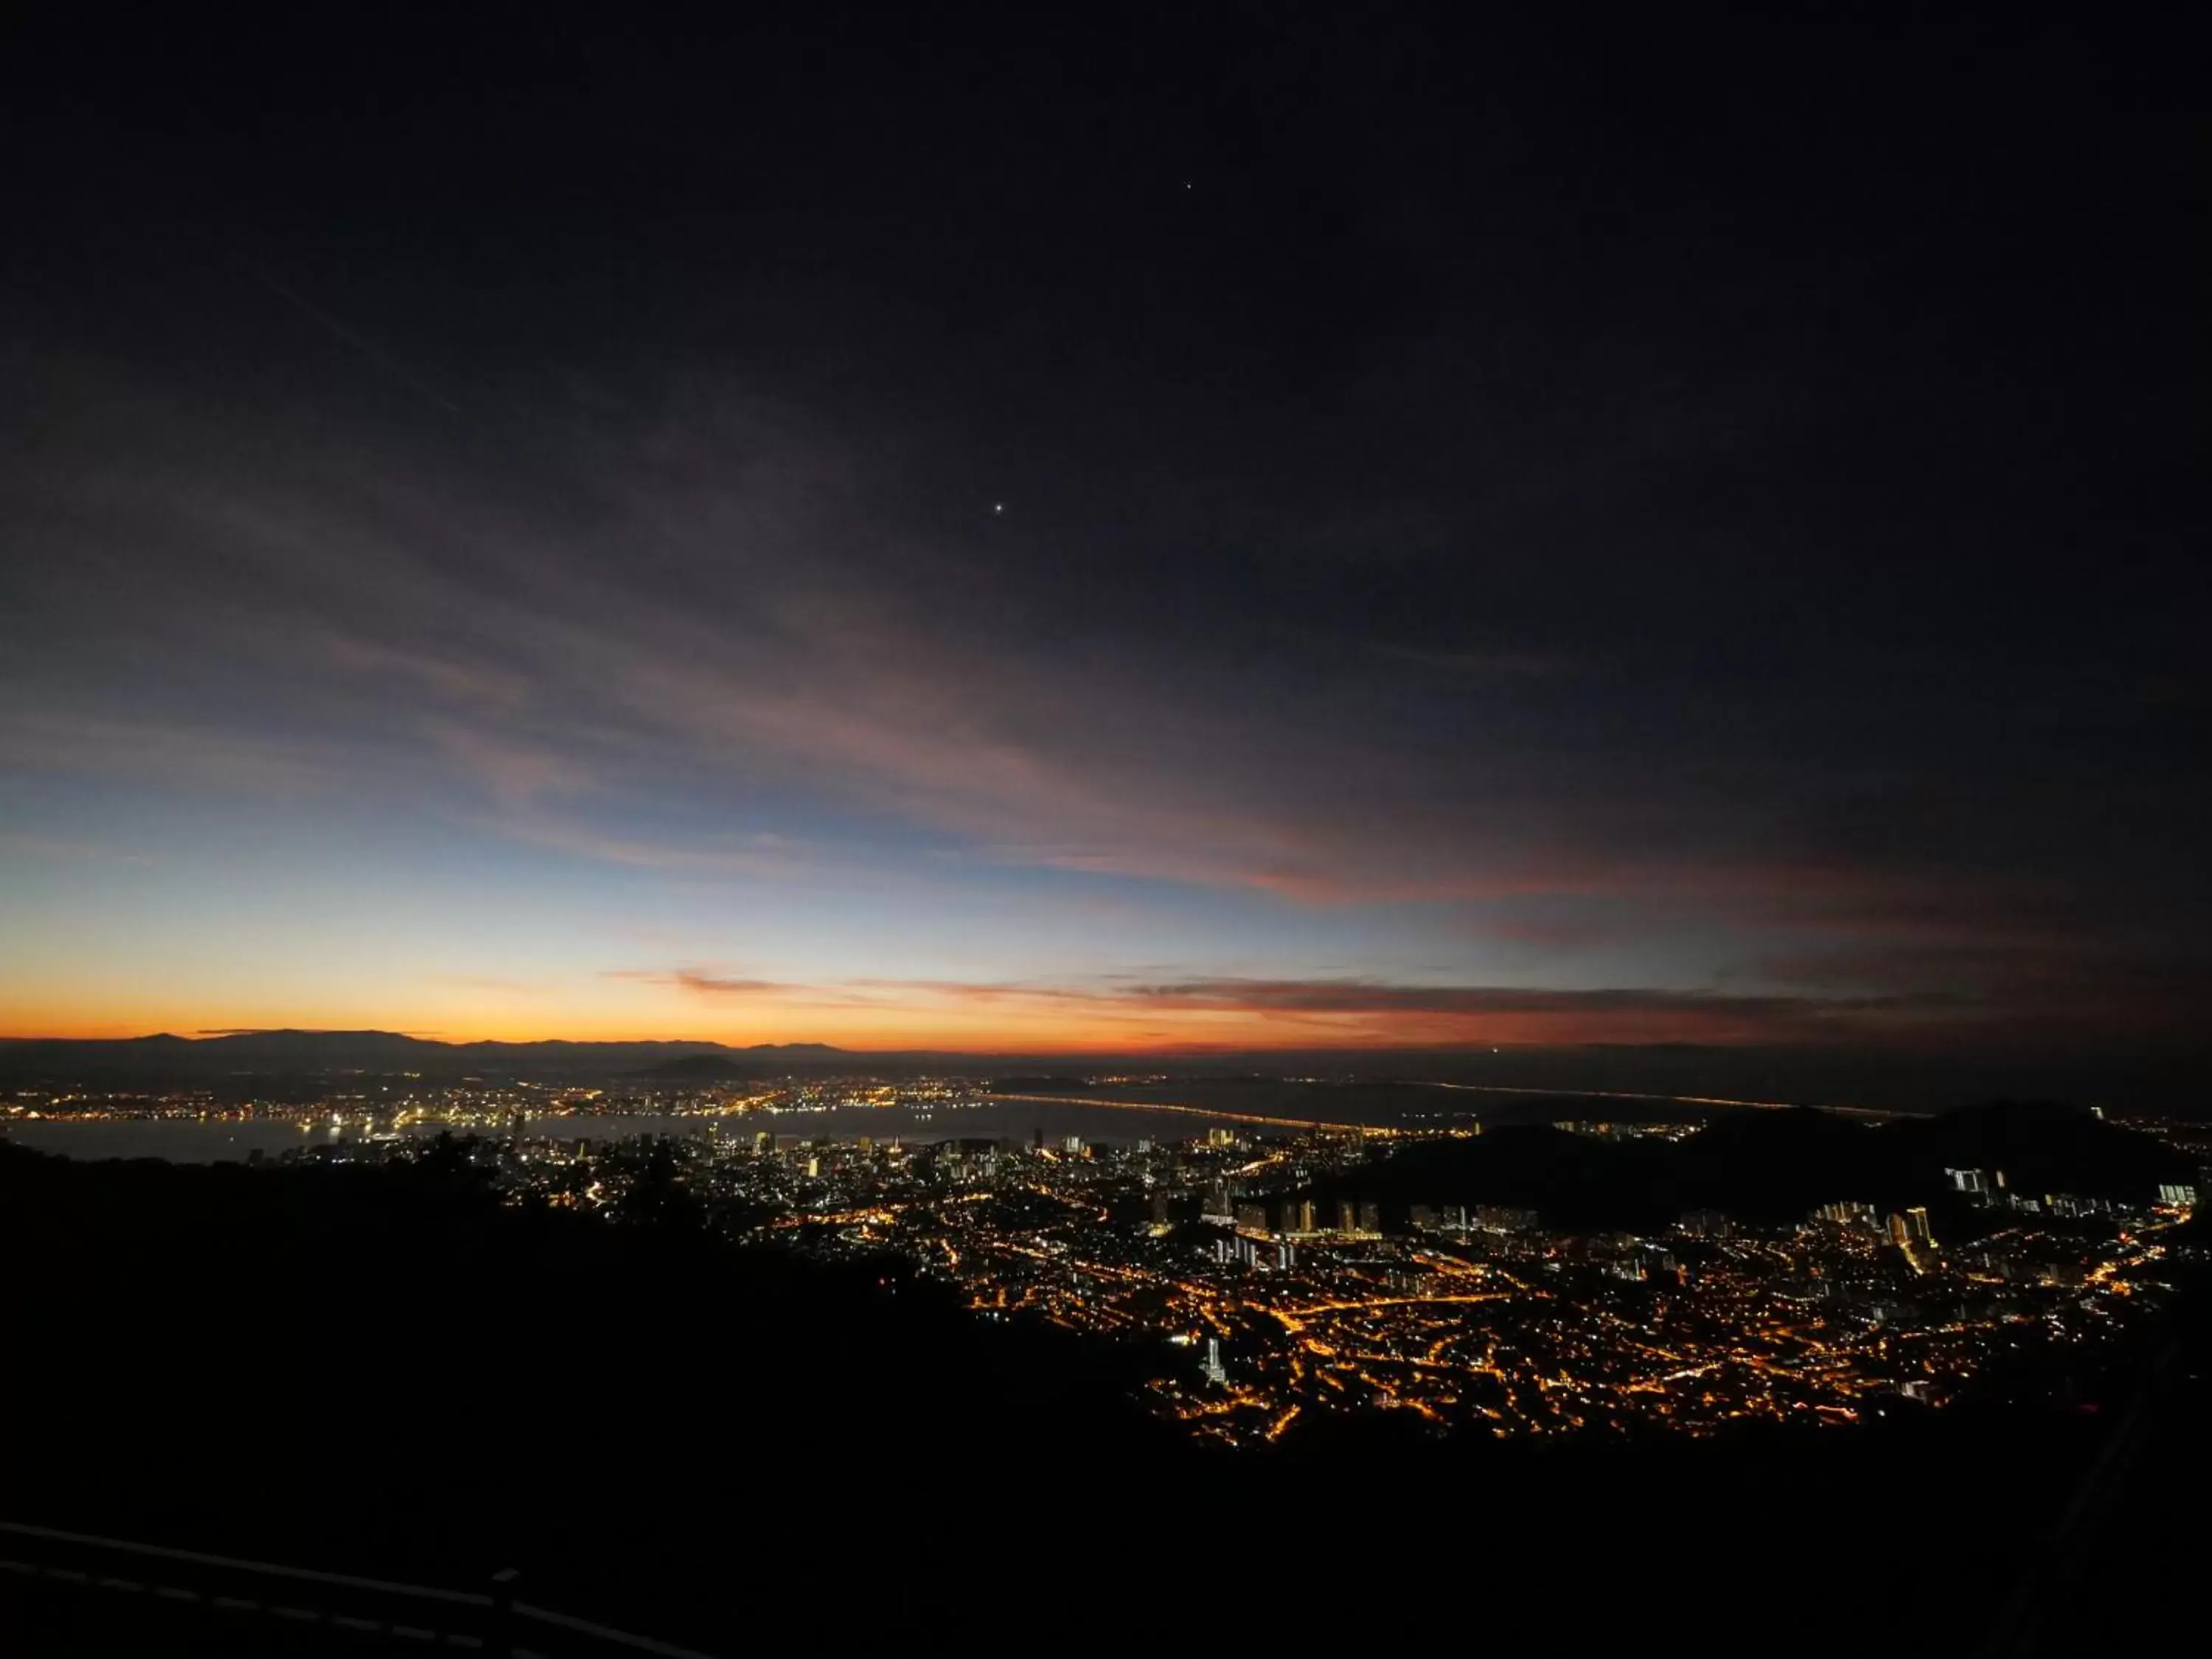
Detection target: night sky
<box><xmin>2</xmin><ymin>8</ymin><xmax>2202</xmax><ymax>1065</ymax></box>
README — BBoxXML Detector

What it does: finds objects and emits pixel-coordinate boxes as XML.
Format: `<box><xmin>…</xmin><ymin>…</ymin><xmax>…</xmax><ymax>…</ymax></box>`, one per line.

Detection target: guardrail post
<box><xmin>490</xmin><ymin>1567</ymin><xmax>521</xmax><ymax>1655</ymax></box>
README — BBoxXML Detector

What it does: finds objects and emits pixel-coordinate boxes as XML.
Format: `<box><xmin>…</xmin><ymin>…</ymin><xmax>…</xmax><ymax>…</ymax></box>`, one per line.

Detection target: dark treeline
<box><xmin>3</xmin><ymin>1141</ymin><xmax>2203</xmax><ymax>1654</ymax></box>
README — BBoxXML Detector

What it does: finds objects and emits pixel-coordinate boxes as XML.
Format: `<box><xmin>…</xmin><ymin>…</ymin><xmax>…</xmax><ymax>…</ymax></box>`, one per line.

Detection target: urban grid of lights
<box><xmin>5</xmin><ymin>1079</ymin><xmax>2196</xmax><ymax>1447</ymax></box>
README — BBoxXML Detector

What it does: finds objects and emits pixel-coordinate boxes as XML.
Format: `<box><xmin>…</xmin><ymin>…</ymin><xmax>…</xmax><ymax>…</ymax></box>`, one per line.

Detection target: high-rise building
<box><xmin>1203</xmin><ymin>1338</ymin><xmax>1228</xmax><ymax>1386</ymax></box>
<box><xmin>1234</xmin><ymin>1203</ymin><xmax>1269</xmax><ymax>1234</ymax></box>
<box><xmin>1337</xmin><ymin>1199</ymin><xmax>1358</xmax><ymax>1234</ymax></box>
<box><xmin>1358</xmin><ymin>1200</ymin><xmax>1380</xmax><ymax>1235</ymax></box>
<box><xmin>1298</xmin><ymin>1198</ymin><xmax>1317</xmax><ymax>1234</ymax></box>
<box><xmin>1887</xmin><ymin>1211</ymin><xmax>1936</xmax><ymax>1248</ymax></box>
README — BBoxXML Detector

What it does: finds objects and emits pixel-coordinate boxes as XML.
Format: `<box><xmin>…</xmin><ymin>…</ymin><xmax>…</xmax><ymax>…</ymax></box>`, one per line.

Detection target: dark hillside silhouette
<box><xmin>1329</xmin><ymin>1102</ymin><xmax>2190</xmax><ymax>1228</ymax></box>
<box><xmin>4</xmin><ymin>1138</ymin><xmax>2205</xmax><ymax>1653</ymax></box>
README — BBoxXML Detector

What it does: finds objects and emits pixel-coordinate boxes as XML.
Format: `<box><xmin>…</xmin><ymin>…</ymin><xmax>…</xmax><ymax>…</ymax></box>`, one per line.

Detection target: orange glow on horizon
<box><xmin>0</xmin><ymin>986</ymin><xmax>1893</xmax><ymax>1053</ymax></box>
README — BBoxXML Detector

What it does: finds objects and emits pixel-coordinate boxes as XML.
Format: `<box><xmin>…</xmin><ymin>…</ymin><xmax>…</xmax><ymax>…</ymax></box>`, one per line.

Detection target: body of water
<box><xmin>2</xmin><ymin>1117</ymin><xmax>436</xmax><ymax>1164</ymax></box>
<box><xmin>0</xmin><ymin>1096</ymin><xmax>1319</xmax><ymax>1164</ymax></box>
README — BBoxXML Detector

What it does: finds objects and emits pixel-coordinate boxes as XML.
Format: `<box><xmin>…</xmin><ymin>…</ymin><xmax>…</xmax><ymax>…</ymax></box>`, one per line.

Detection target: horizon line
<box><xmin>0</xmin><ymin>1025</ymin><xmax>1755</xmax><ymax>1057</ymax></box>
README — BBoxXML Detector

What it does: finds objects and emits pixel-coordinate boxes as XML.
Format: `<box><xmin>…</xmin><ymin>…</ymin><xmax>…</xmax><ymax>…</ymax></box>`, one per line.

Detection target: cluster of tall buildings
<box><xmin>1214</xmin><ymin>1234</ymin><xmax>1298</xmax><ymax>1270</ymax></box>
<box><xmin>1887</xmin><ymin>1206</ymin><xmax>1935</xmax><ymax>1248</ymax></box>
<box><xmin>1811</xmin><ymin>1200</ymin><xmax>1933</xmax><ymax>1251</ymax></box>
<box><xmin>1947</xmin><ymin>1165</ymin><xmax>2177</xmax><ymax>1220</ymax></box>
<box><xmin>1407</xmin><ymin>1203</ymin><xmax>1539</xmax><ymax>1235</ymax></box>
<box><xmin>1211</xmin><ymin>1192</ymin><xmax>1382</xmax><ymax>1239</ymax></box>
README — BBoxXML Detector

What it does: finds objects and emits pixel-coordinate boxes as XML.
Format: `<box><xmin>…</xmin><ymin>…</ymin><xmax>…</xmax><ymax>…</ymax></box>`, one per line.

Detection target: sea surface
<box><xmin>0</xmin><ymin>1092</ymin><xmax>1402</xmax><ymax>1164</ymax></box>
<box><xmin>0</xmin><ymin>1076</ymin><xmax>1809</xmax><ymax>1164</ymax></box>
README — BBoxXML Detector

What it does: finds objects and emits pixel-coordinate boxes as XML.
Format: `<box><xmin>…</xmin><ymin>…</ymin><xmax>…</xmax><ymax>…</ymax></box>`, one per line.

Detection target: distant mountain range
<box><xmin>0</xmin><ymin>1029</ymin><xmax>854</xmax><ymax>1084</ymax></box>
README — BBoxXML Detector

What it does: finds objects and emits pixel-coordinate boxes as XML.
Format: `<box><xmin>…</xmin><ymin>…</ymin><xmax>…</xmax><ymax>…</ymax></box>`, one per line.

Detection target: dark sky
<box><xmin>1</xmin><ymin>5</ymin><xmax>2204</xmax><ymax>1070</ymax></box>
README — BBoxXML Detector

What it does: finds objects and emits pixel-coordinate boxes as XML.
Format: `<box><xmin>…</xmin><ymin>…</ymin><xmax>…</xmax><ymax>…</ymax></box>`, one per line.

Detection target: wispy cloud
<box><xmin>0</xmin><ymin>711</ymin><xmax>341</xmax><ymax>793</ymax></box>
<box><xmin>493</xmin><ymin>815</ymin><xmax>826</xmax><ymax>881</ymax></box>
<box><xmin>604</xmin><ymin>969</ymin><xmax>795</xmax><ymax>996</ymax></box>
<box><xmin>317</xmin><ymin>633</ymin><xmax>533</xmax><ymax>712</ymax></box>
<box><xmin>604</xmin><ymin>968</ymin><xmax>1972</xmax><ymax>1045</ymax></box>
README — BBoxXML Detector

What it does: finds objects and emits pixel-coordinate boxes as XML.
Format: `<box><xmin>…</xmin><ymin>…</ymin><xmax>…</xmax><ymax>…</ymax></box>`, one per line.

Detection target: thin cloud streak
<box><xmin>605</xmin><ymin>969</ymin><xmax>1977</xmax><ymax>1047</ymax></box>
<box><xmin>605</xmin><ymin>970</ymin><xmax>795</xmax><ymax>996</ymax></box>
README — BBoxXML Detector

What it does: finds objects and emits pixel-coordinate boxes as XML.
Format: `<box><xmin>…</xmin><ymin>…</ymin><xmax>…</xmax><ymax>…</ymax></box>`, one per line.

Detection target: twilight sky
<box><xmin>1</xmin><ymin>9</ymin><xmax>2203</xmax><ymax>1060</ymax></box>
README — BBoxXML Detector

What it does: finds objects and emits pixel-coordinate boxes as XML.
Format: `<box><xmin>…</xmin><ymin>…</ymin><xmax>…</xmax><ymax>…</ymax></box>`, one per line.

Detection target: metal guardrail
<box><xmin>0</xmin><ymin>1519</ymin><xmax>717</xmax><ymax>1658</ymax></box>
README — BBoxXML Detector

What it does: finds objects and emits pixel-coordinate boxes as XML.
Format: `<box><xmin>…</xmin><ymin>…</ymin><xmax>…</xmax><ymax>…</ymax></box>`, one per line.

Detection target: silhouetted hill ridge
<box><xmin>1329</xmin><ymin>1099</ymin><xmax>2188</xmax><ymax>1227</ymax></box>
<box><xmin>0</xmin><ymin>1029</ymin><xmax>852</xmax><ymax>1082</ymax></box>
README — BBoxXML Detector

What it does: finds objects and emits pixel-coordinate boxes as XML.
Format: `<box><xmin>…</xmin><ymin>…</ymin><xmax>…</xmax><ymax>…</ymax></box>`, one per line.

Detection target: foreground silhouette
<box><xmin>3</xmin><ymin>1142</ymin><xmax>2202</xmax><ymax>1654</ymax></box>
